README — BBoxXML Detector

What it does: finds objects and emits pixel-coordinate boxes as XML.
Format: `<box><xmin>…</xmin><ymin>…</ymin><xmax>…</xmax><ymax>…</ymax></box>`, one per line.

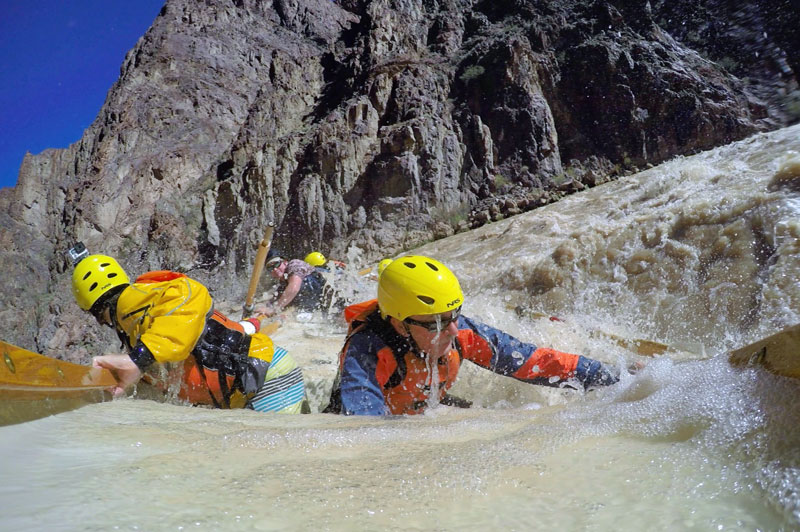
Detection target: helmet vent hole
<box><xmin>82</xmin><ymin>272</ymin><xmax>92</xmax><ymax>280</ymax></box>
<box><xmin>108</xmin><ymin>273</ymin><xmax>117</xmax><ymax>278</ymax></box>
<box><xmin>417</xmin><ymin>295</ymin><xmax>435</xmax><ymax>305</ymax></box>
<box><xmin>403</xmin><ymin>262</ymin><xmax>417</xmax><ymax>269</ymax></box>
<box><xmin>89</xmin><ymin>282</ymin><xmax>98</xmax><ymax>292</ymax></box>
<box><xmin>425</xmin><ymin>262</ymin><xmax>439</xmax><ymax>271</ymax></box>
<box><xmin>100</xmin><ymin>262</ymin><xmax>111</xmax><ymax>268</ymax></box>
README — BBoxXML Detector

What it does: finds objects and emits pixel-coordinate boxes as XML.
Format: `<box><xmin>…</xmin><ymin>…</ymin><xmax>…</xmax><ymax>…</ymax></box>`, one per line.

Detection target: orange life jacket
<box><xmin>334</xmin><ymin>300</ymin><xmax>464</xmax><ymax>415</ymax></box>
<box><xmin>134</xmin><ymin>271</ymin><xmax>255</xmax><ymax>408</ymax></box>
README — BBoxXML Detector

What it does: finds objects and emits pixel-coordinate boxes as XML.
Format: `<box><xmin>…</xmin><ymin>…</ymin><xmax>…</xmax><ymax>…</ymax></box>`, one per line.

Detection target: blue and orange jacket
<box><xmin>325</xmin><ymin>300</ymin><xmax>619</xmax><ymax>415</ymax></box>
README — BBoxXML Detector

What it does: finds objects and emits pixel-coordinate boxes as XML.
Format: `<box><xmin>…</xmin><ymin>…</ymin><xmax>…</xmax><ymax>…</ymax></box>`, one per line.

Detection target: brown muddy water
<box><xmin>2</xmin><ymin>124</ymin><xmax>800</xmax><ymax>530</ymax></box>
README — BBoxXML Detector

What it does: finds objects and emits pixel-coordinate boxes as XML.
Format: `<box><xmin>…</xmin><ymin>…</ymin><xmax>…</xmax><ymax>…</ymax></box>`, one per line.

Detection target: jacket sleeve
<box><xmin>457</xmin><ymin>315</ymin><xmax>619</xmax><ymax>389</ymax></box>
<box><xmin>338</xmin><ymin>333</ymin><xmax>388</xmax><ymax>415</ymax></box>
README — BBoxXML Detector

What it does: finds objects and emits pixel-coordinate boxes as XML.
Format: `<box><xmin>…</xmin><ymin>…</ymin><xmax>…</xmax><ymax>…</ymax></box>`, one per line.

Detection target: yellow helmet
<box><xmin>71</xmin><ymin>255</ymin><xmax>130</xmax><ymax>311</ymax></box>
<box><xmin>304</xmin><ymin>251</ymin><xmax>326</xmax><ymax>267</ymax></box>
<box><xmin>377</xmin><ymin>258</ymin><xmax>393</xmax><ymax>276</ymax></box>
<box><xmin>377</xmin><ymin>255</ymin><xmax>463</xmax><ymax>320</ymax></box>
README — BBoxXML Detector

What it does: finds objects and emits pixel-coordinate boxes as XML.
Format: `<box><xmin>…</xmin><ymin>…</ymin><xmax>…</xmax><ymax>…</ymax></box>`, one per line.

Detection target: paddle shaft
<box><xmin>243</xmin><ymin>224</ymin><xmax>274</xmax><ymax>318</ymax></box>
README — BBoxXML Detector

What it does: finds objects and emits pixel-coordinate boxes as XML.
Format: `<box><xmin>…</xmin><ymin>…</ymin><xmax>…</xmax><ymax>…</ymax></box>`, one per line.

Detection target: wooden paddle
<box><xmin>728</xmin><ymin>323</ymin><xmax>800</xmax><ymax>379</ymax></box>
<box><xmin>0</xmin><ymin>340</ymin><xmax>115</xmax><ymax>392</ymax></box>
<box><xmin>0</xmin><ymin>340</ymin><xmax>117</xmax><ymax>425</ymax></box>
<box><xmin>242</xmin><ymin>224</ymin><xmax>274</xmax><ymax>319</ymax></box>
<box><xmin>246</xmin><ymin>314</ymin><xmax>281</xmax><ymax>336</ymax></box>
<box><xmin>239</xmin><ymin>223</ymin><xmax>285</xmax><ymax>335</ymax></box>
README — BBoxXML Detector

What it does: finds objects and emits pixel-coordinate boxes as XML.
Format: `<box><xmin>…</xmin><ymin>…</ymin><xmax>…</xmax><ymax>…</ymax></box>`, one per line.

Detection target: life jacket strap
<box><xmin>360</xmin><ymin>310</ymin><xmax>416</xmax><ymax>390</ymax></box>
<box><xmin>323</xmin><ymin>304</ymin><xmax>465</xmax><ymax>413</ymax></box>
<box><xmin>191</xmin><ymin>310</ymin><xmax>253</xmax><ymax>409</ymax></box>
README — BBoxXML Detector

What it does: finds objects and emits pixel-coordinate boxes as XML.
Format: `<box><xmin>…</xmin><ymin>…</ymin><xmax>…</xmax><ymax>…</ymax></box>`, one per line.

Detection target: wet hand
<box><xmin>254</xmin><ymin>303</ymin><xmax>279</xmax><ymax>318</ymax></box>
<box><xmin>627</xmin><ymin>360</ymin><xmax>646</xmax><ymax>374</ymax></box>
<box><xmin>92</xmin><ymin>354</ymin><xmax>143</xmax><ymax>397</ymax></box>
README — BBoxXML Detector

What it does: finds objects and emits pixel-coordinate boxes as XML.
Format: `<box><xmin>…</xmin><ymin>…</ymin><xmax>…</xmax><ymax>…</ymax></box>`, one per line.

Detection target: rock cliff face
<box><xmin>0</xmin><ymin>0</ymin><xmax>797</xmax><ymax>357</ymax></box>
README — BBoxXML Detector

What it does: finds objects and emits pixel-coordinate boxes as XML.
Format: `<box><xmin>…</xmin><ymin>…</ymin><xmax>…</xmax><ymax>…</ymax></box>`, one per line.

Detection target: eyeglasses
<box><xmin>404</xmin><ymin>308</ymin><xmax>461</xmax><ymax>332</ymax></box>
<box><xmin>266</xmin><ymin>258</ymin><xmax>285</xmax><ymax>270</ymax></box>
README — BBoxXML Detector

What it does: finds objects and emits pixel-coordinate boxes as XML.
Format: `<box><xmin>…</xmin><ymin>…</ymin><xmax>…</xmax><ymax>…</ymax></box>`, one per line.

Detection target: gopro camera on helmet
<box><xmin>67</xmin><ymin>242</ymin><xmax>89</xmax><ymax>266</ymax></box>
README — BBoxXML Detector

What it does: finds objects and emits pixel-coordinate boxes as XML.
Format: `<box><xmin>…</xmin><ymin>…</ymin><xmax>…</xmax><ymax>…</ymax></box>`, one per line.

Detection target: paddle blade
<box><xmin>510</xmin><ymin>305</ymin><xmax>699</xmax><ymax>358</ymax></box>
<box><xmin>0</xmin><ymin>340</ymin><xmax>116</xmax><ymax>425</ymax></box>
<box><xmin>0</xmin><ymin>340</ymin><xmax>115</xmax><ymax>389</ymax></box>
<box><xmin>728</xmin><ymin>323</ymin><xmax>800</xmax><ymax>379</ymax></box>
<box><xmin>261</xmin><ymin>321</ymin><xmax>281</xmax><ymax>336</ymax></box>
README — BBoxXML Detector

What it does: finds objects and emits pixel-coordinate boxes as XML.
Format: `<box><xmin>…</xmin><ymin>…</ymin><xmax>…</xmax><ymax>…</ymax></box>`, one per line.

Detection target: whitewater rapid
<box><xmin>2</xmin><ymin>124</ymin><xmax>800</xmax><ymax>530</ymax></box>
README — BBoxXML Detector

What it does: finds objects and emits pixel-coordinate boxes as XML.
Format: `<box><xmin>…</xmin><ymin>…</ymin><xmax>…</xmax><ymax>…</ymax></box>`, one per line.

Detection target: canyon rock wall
<box><xmin>0</xmin><ymin>0</ymin><xmax>797</xmax><ymax>357</ymax></box>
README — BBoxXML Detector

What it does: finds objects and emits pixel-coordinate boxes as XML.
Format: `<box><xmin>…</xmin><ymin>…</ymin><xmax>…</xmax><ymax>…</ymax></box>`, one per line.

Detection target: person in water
<box><xmin>324</xmin><ymin>255</ymin><xmax>621</xmax><ymax>416</ymax></box>
<box><xmin>261</xmin><ymin>250</ymin><xmax>343</xmax><ymax>317</ymax></box>
<box><xmin>69</xmin><ymin>243</ymin><xmax>307</xmax><ymax>413</ymax></box>
<box><xmin>303</xmin><ymin>250</ymin><xmax>346</xmax><ymax>271</ymax></box>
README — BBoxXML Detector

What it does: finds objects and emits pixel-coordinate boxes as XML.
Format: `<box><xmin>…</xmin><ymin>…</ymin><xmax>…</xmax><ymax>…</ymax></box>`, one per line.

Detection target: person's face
<box><xmin>269</xmin><ymin>261</ymin><xmax>287</xmax><ymax>280</ymax></box>
<box><xmin>402</xmin><ymin>310</ymin><xmax>460</xmax><ymax>359</ymax></box>
<box><xmin>95</xmin><ymin>306</ymin><xmax>113</xmax><ymax>328</ymax></box>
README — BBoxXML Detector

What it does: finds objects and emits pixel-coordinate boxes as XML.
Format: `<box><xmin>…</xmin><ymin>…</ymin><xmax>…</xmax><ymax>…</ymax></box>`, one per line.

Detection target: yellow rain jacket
<box><xmin>116</xmin><ymin>274</ymin><xmax>212</xmax><ymax>364</ymax></box>
<box><xmin>113</xmin><ymin>271</ymin><xmax>276</xmax><ymax>408</ymax></box>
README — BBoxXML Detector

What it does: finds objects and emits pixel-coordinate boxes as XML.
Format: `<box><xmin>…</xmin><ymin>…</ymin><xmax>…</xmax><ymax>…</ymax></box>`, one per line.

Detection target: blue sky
<box><xmin>0</xmin><ymin>1</ymin><xmax>165</xmax><ymax>190</ymax></box>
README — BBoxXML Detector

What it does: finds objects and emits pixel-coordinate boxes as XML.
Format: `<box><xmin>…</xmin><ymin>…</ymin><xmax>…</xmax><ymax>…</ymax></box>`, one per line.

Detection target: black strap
<box><xmin>194</xmin><ymin>360</ymin><xmax>224</xmax><ymax>409</ymax></box>
<box><xmin>191</xmin><ymin>314</ymin><xmax>252</xmax><ymax>409</ymax></box>
<box><xmin>321</xmin><ymin>377</ymin><xmax>343</xmax><ymax>414</ymax></box>
<box><xmin>121</xmin><ymin>305</ymin><xmax>151</xmax><ymax>321</ymax></box>
<box><xmin>361</xmin><ymin>311</ymin><xmax>417</xmax><ymax>390</ymax></box>
<box><xmin>453</xmin><ymin>336</ymin><xmax>464</xmax><ymax>364</ymax></box>
<box><xmin>440</xmin><ymin>394</ymin><xmax>472</xmax><ymax>408</ymax></box>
